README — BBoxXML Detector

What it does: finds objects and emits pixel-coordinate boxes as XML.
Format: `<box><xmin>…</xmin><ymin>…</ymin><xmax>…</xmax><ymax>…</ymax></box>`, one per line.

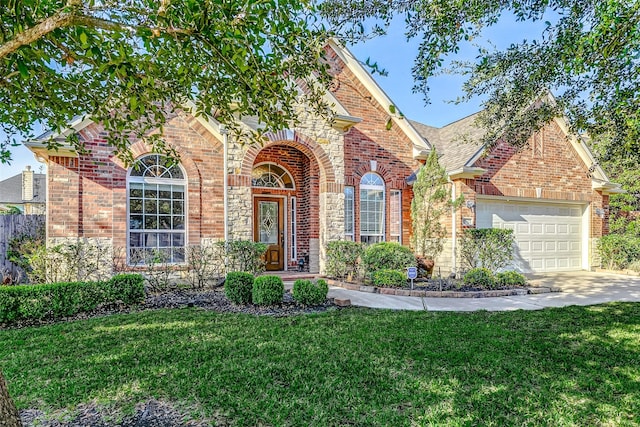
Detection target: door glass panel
<box><xmin>259</xmin><ymin>201</ymin><xmax>278</xmax><ymax>244</ymax></box>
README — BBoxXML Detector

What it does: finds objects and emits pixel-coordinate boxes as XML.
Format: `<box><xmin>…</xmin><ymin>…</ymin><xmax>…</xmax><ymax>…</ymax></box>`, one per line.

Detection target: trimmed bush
<box><xmin>463</xmin><ymin>268</ymin><xmax>496</xmax><ymax>289</ymax></box>
<box><xmin>372</xmin><ymin>269</ymin><xmax>406</xmax><ymax>288</ymax></box>
<box><xmin>292</xmin><ymin>279</ymin><xmax>329</xmax><ymax>305</ymax></box>
<box><xmin>325</xmin><ymin>241</ymin><xmax>364</xmax><ymax>281</ymax></box>
<box><xmin>0</xmin><ymin>274</ymin><xmax>145</xmax><ymax>323</ymax></box>
<box><xmin>495</xmin><ymin>271</ymin><xmax>527</xmax><ymax>287</ymax></box>
<box><xmin>252</xmin><ymin>275</ymin><xmax>284</xmax><ymax>305</ymax></box>
<box><xmin>224</xmin><ymin>272</ymin><xmax>254</xmax><ymax>305</ymax></box>
<box><xmin>362</xmin><ymin>242</ymin><xmax>415</xmax><ymax>277</ymax></box>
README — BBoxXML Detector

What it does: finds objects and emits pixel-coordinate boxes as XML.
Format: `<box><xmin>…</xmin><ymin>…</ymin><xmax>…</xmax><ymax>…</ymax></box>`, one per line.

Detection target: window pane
<box><xmin>128</xmin><ymin>154</ymin><xmax>186</xmax><ymax>265</ymax></box>
<box><xmin>360</xmin><ymin>173</ymin><xmax>384</xmax><ymax>241</ymax></box>
<box><xmin>390</xmin><ymin>190</ymin><xmax>401</xmax><ymax>241</ymax></box>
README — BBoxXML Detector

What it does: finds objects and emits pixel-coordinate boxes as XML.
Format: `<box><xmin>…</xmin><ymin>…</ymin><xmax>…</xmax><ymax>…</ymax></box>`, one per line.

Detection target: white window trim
<box><xmin>127</xmin><ymin>155</ymin><xmax>188</xmax><ymax>266</ymax></box>
<box><xmin>359</xmin><ymin>172</ymin><xmax>385</xmax><ymax>243</ymax></box>
<box><xmin>251</xmin><ymin>162</ymin><xmax>296</xmax><ymax>190</ymax></box>
<box><xmin>291</xmin><ymin>197</ymin><xmax>297</xmax><ymax>261</ymax></box>
<box><xmin>390</xmin><ymin>189</ymin><xmax>402</xmax><ymax>243</ymax></box>
<box><xmin>344</xmin><ymin>186</ymin><xmax>355</xmax><ymax>241</ymax></box>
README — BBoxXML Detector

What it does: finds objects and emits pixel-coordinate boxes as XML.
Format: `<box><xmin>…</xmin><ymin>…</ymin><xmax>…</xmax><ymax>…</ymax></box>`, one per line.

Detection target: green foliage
<box><xmin>371</xmin><ymin>269</ymin><xmax>406</xmax><ymax>288</ymax></box>
<box><xmin>495</xmin><ymin>271</ymin><xmax>527</xmax><ymax>287</ymax></box>
<box><xmin>252</xmin><ymin>275</ymin><xmax>284</xmax><ymax>306</ymax></box>
<box><xmin>6</xmin><ymin>215</ymin><xmax>45</xmax><ymax>280</ymax></box>
<box><xmin>224</xmin><ymin>272</ymin><xmax>255</xmax><ymax>305</ymax></box>
<box><xmin>292</xmin><ymin>279</ymin><xmax>329</xmax><ymax>306</ymax></box>
<box><xmin>0</xmin><ymin>206</ymin><xmax>21</xmax><ymax>215</ymax></box>
<box><xmin>1</xmin><ymin>1</ymin><xmax>331</xmax><ymax>165</ymax></box>
<box><xmin>0</xmin><ymin>274</ymin><xmax>144</xmax><ymax>323</ymax></box>
<box><xmin>325</xmin><ymin>240</ymin><xmax>364</xmax><ymax>281</ymax></box>
<box><xmin>410</xmin><ymin>150</ymin><xmax>463</xmax><ymax>259</ymax></box>
<box><xmin>629</xmin><ymin>260</ymin><xmax>640</xmax><ymax>273</ymax></box>
<box><xmin>323</xmin><ymin>0</ymin><xmax>640</xmax><ymax>163</ymax></box>
<box><xmin>362</xmin><ymin>242</ymin><xmax>415</xmax><ymax>277</ymax></box>
<box><xmin>597</xmin><ymin>234</ymin><xmax>640</xmax><ymax>270</ymax></box>
<box><xmin>463</xmin><ymin>268</ymin><xmax>496</xmax><ymax>289</ymax></box>
<box><xmin>218</xmin><ymin>240</ymin><xmax>267</xmax><ymax>276</ymax></box>
<box><xmin>460</xmin><ymin>228</ymin><xmax>515</xmax><ymax>272</ymax></box>
<box><xmin>18</xmin><ymin>239</ymin><xmax>114</xmax><ymax>284</ymax></box>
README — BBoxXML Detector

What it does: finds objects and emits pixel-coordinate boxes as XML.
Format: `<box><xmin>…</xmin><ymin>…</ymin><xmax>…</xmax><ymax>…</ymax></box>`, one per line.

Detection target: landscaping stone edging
<box><xmin>324</xmin><ymin>279</ymin><xmax>561</xmax><ymax>298</ymax></box>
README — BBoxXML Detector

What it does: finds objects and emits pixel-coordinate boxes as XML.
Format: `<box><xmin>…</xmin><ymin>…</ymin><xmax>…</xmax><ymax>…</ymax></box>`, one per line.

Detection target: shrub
<box><xmin>110</xmin><ymin>273</ymin><xmax>146</xmax><ymax>303</ymax></box>
<box><xmin>495</xmin><ymin>271</ymin><xmax>527</xmax><ymax>287</ymax></box>
<box><xmin>221</xmin><ymin>240</ymin><xmax>268</xmax><ymax>276</ymax></box>
<box><xmin>292</xmin><ymin>279</ymin><xmax>329</xmax><ymax>305</ymax></box>
<box><xmin>372</xmin><ymin>269</ymin><xmax>406</xmax><ymax>288</ymax></box>
<box><xmin>460</xmin><ymin>229</ymin><xmax>515</xmax><ymax>272</ymax></box>
<box><xmin>463</xmin><ymin>268</ymin><xmax>496</xmax><ymax>289</ymax></box>
<box><xmin>628</xmin><ymin>259</ymin><xmax>640</xmax><ymax>272</ymax></box>
<box><xmin>224</xmin><ymin>272</ymin><xmax>255</xmax><ymax>305</ymax></box>
<box><xmin>0</xmin><ymin>274</ymin><xmax>145</xmax><ymax>323</ymax></box>
<box><xmin>325</xmin><ymin>241</ymin><xmax>364</xmax><ymax>281</ymax></box>
<box><xmin>597</xmin><ymin>234</ymin><xmax>640</xmax><ymax>270</ymax></box>
<box><xmin>252</xmin><ymin>275</ymin><xmax>284</xmax><ymax>306</ymax></box>
<box><xmin>362</xmin><ymin>242</ymin><xmax>415</xmax><ymax>278</ymax></box>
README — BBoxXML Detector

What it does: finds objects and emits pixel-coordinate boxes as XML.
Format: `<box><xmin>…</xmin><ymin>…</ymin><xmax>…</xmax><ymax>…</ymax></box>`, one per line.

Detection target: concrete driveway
<box><xmin>327</xmin><ymin>271</ymin><xmax>640</xmax><ymax>312</ymax></box>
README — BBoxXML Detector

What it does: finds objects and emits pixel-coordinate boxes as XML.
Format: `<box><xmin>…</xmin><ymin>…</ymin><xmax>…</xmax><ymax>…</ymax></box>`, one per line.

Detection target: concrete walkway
<box><xmin>326</xmin><ymin>271</ymin><xmax>640</xmax><ymax>312</ymax></box>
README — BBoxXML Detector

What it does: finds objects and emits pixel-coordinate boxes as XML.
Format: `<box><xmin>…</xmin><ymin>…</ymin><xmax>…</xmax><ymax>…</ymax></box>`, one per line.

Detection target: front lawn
<box><xmin>2</xmin><ymin>304</ymin><xmax>640</xmax><ymax>426</ymax></box>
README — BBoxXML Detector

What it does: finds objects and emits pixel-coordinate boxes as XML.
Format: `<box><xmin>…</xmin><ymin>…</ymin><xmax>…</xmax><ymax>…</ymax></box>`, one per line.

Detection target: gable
<box><xmin>470</xmin><ymin>120</ymin><xmax>594</xmax><ymax>198</ymax></box>
<box><xmin>326</xmin><ymin>40</ymin><xmax>431</xmax><ymax>159</ymax></box>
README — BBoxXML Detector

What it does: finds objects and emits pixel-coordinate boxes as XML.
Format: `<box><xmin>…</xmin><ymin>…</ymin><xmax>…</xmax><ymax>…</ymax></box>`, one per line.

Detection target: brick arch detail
<box><xmin>239</xmin><ymin>133</ymin><xmax>336</xmax><ymax>186</ymax></box>
<box><xmin>352</xmin><ymin>163</ymin><xmax>392</xmax><ymax>186</ymax></box>
<box><xmin>121</xmin><ymin>140</ymin><xmax>202</xmax><ymax>186</ymax></box>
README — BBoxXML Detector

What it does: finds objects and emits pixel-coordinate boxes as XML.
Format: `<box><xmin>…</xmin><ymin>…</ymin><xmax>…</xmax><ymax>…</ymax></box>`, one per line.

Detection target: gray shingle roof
<box><xmin>0</xmin><ymin>173</ymin><xmax>46</xmax><ymax>204</ymax></box>
<box><xmin>411</xmin><ymin>112</ymin><xmax>486</xmax><ymax>172</ymax></box>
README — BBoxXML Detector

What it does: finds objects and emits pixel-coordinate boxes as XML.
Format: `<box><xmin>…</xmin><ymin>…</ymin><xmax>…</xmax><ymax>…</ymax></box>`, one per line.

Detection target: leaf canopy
<box><xmin>1</xmin><ymin>0</ymin><xmax>332</xmax><ymax>165</ymax></box>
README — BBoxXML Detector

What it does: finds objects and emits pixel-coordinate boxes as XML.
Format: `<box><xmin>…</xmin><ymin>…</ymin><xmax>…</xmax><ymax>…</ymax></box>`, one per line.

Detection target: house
<box><xmin>0</xmin><ymin>166</ymin><xmax>46</xmax><ymax>215</ymax></box>
<box><xmin>24</xmin><ymin>41</ymin><xmax>620</xmax><ymax>274</ymax></box>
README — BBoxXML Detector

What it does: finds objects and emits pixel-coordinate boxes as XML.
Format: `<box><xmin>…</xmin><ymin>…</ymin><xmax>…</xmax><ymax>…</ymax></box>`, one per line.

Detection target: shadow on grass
<box><xmin>2</xmin><ymin>303</ymin><xmax>640</xmax><ymax>426</ymax></box>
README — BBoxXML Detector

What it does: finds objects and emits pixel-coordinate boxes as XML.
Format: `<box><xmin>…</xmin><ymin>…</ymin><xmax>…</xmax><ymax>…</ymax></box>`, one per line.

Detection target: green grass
<box><xmin>2</xmin><ymin>304</ymin><xmax>640</xmax><ymax>426</ymax></box>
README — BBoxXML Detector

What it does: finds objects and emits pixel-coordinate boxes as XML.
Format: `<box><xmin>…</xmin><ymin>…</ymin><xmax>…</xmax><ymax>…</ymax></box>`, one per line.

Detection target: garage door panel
<box><xmin>477</xmin><ymin>200</ymin><xmax>585</xmax><ymax>273</ymax></box>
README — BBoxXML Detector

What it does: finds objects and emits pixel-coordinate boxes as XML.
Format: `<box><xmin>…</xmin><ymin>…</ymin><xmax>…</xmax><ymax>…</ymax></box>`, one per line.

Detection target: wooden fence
<box><xmin>0</xmin><ymin>214</ymin><xmax>45</xmax><ymax>283</ymax></box>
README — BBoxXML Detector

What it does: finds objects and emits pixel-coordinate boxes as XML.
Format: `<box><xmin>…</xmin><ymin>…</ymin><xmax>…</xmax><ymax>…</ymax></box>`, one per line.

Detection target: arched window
<box><xmin>252</xmin><ymin>163</ymin><xmax>294</xmax><ymax>189</ymax></box>
<box><xmin>360</xmin><ymin>172</ymin><xmax>385</xmax><ymax>244</ymax></box>
<box><xmin>128</xmin><ymin>154</ymin><xmax>186</xmax><ymax>264</ymax></box>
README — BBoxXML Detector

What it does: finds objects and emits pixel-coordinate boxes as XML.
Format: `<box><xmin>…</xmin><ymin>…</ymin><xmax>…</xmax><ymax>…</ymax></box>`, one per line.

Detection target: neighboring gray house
<box><xmin>0</xmin><ymin>166</ymin><xmax>46</xmax><ymax>214</ymax></box>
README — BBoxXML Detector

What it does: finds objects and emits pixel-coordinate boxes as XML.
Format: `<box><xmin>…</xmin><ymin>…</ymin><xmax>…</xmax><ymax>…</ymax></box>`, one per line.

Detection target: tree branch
<box><xmin>0</xmin><ymin>6</ymin><xmax>192</xmax><ymax>61</ymax></box>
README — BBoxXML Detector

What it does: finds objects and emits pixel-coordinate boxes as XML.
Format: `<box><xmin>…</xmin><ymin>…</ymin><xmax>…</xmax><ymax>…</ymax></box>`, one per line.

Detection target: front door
<box><xmin>254</xmin><ymin>197</ymin><xmax>284</xmax><ymax>271</ymax></box>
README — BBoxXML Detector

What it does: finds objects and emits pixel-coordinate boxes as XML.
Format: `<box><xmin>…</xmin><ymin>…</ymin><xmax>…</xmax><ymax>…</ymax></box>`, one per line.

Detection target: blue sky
<box><xmin>1</xmin><ymin>13</ymin><xmax>548</xmax><ymax>180</ymax></box>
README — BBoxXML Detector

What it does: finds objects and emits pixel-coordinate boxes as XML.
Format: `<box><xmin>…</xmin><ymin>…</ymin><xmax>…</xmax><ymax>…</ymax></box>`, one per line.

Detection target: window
<box><xmin>291</xmin><ymin>197</ymin><xmax>297</xmax><ymax>261</ymax></box>
<box><xmin>344</xmin><ymin>186</ymin><xmax>354</xmax><ymax>241</ymax></box>
<box><xmin>390</xmin><ymin>190</ymin><xmax>402</xmax><ymax>243</ymax></box>
<box><xmin>360</xmin><ymin>173</ymin><xmax>385</xmax><ymax>244</ymax></box>
<box><xmin>128</xmin><ymin>154</ymin><xmax>186</xmax><ymax>264</ymax></box>
<box><xmin>252</xmin><ymin>163</ymin><xmax>294</xmax><ymax>189</ymax></box>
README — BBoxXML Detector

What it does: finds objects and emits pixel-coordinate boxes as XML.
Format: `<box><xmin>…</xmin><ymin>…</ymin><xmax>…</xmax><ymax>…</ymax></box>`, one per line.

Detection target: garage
<box><xmin>476</xmin><ymin>199</ymin><xmax>586</xmax><ymax>273</ymax></box>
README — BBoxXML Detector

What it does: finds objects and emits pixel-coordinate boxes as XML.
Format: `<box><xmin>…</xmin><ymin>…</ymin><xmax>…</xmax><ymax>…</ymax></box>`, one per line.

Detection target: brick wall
<box><xmin>252</xmin><ymin>145</ymin><xmax>319</xmax><ymax>268</ymax></box>
<box><xmin>47</xmin><ymin>113</ymin><xmax>226</xmax><ymax>255</ymax></box>
<box><xmin>326</xmin><ymin>46</ymin><xmax>420</xmax><ymax>245</ymax></box>
<box><xmin>456</xmin><ymin>121</ymin><xmax>607</xmax><ymax>238</ymax></box>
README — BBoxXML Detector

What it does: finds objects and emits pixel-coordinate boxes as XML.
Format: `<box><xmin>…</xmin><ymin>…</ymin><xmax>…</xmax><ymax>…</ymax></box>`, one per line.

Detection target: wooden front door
<box><xmin>254</xmin><ymin>197</ymin><xmax>284</xmax><ymax>271</ymax></box>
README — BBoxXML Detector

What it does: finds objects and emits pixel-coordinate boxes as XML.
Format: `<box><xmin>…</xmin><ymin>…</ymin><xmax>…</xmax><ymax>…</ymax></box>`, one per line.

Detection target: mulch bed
<box><xmin>2</xmin><ymin>287</ymin><xmax>337</xmax><ymax>331</ymax></box>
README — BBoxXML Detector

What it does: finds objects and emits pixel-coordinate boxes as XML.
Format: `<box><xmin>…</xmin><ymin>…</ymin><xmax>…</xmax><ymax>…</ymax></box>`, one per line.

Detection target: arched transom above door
<box><xmin>252</xmin><ymin>163</ymin><xmax>295</xmax><ymax>189</ymax></box>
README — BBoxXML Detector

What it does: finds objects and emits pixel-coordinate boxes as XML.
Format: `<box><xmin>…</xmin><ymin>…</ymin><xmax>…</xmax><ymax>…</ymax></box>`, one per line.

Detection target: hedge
<box><xmin>0</xmin><ymin>273</ymin><xmax>145</xmax><ymax>323</ymax></box>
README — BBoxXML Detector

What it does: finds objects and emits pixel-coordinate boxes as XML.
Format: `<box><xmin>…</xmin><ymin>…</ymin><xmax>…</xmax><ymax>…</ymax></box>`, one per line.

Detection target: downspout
<box><xmin>221</xmin><ymin>125</ymin><xmax>229</xmax><ymax>242</ymax></box>
<box><xmin>451</xmin><ymin>179</ymin><xmax>457</xmax><ymax>274</ymax></box>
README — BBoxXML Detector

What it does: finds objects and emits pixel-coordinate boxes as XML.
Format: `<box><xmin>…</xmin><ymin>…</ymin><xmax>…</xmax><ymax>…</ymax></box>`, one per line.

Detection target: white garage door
<box><xmin>476</xmin><ymin>200</ymin><xmax>584</xmax><ymax>273</ymax></box>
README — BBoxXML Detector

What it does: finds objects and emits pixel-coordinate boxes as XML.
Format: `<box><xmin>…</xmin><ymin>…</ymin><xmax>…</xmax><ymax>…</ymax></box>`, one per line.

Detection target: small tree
<box><xmin>410</xmin><ymin>150</ymin><xmax>463</xmax><ymax>260</ymax></box>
